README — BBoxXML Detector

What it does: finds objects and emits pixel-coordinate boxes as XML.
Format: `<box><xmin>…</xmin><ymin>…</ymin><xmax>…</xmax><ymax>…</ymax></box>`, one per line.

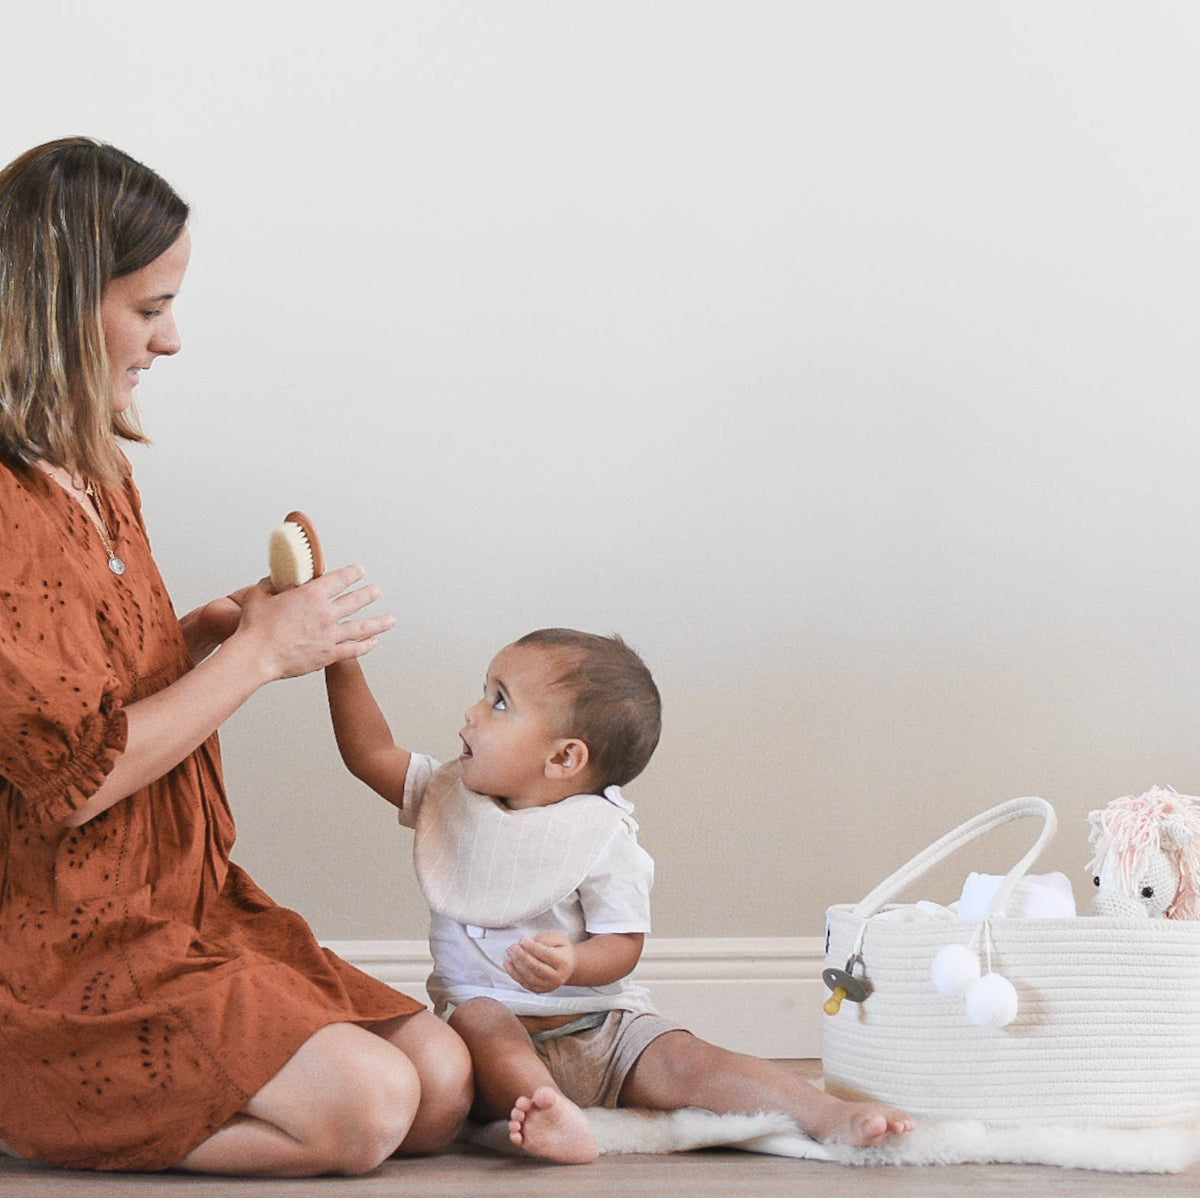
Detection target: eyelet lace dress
<box><xmin>0</xmin><ymin>462</ymin><xmax>421</xmax><ymax>1171</ymax></box>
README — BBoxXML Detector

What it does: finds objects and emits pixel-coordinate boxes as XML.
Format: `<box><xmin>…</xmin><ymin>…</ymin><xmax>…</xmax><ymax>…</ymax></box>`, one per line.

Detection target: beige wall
<box><xmin>7</xmin><ymin>2</ymin><xmax>1200</xmax><ymax>940</ymax></box>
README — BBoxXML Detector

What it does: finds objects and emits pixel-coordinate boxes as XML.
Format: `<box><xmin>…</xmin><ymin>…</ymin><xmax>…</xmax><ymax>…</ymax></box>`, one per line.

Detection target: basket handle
<box><xmin>851</xmin><ymin>796</ymin><xmax>1056</xmax><ymax>919</ymax></box>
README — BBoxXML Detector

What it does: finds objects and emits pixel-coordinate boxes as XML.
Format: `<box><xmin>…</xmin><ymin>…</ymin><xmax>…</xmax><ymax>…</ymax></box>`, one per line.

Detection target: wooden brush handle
<box><xmin>283</xmin><ymin>510</ymin><xmax>325</xmax><ymax>577</ymax></box>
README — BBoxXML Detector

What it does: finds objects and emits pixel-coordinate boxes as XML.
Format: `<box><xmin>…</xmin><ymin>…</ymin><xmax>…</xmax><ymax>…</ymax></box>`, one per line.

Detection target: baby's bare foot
<box><xmin>810</xmin><ymin>1098</ymin><xmax>915</xmax><ymax>1147</ymax></box>
<box><xmin>508</xmin><ymin>1086</ymin><xmax>599</xmax><ymax>1164</ymax></box>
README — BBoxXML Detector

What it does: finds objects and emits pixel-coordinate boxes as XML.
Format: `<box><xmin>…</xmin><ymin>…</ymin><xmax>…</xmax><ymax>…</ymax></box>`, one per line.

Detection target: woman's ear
<box><xmin>546</xmin><ymin>738</ymin><xmax>590</xmax><ymax>781</ymax></box>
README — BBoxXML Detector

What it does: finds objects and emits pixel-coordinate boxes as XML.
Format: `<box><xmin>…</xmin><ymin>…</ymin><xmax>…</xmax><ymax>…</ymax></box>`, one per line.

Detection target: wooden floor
<box><xmin>1</xmin><ymin>1064</ymin><xmax>1195</xmax><ymax>1197</ymax></box>
<box><xmin>3</xmin><ymin>1146</ymin><xmax>1194</xmax><ymax>1198</ymax></box>
<box><xmin>2</xmin><ymin>1143</ymin><xmax>1195</xmax><ymax>1198</ymax></box>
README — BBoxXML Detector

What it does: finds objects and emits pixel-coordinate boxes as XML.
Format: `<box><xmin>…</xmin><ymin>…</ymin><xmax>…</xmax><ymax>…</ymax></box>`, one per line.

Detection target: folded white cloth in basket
<box><xmin>873</xmin><ymin>900</ymin><xmax>957</xmax><ymax>922</ymax></box>
<box><xmin>957</xmin><ymin>870</ymin><xmax>1076</xmax><ymax>919</ymax></box>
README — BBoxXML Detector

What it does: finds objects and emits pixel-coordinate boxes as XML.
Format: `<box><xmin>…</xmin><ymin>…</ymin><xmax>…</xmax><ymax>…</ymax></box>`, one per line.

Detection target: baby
<box><xmin>325</xmin><ymin>628</ymin><xmax>913</xmax><ymax>1164</ymax></box>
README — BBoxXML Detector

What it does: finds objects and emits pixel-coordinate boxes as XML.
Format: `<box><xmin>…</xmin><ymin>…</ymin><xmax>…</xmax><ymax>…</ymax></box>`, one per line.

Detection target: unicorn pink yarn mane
<box><xmin>1087</xmin><ymin>786</ymin><xmax>1200</xmax><ymax>920</ymax></box>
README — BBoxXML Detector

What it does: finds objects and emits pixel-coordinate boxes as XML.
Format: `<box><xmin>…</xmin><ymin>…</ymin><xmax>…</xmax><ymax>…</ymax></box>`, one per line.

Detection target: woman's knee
<box><xmin>421</xmin><ymin>1018</ymin><xmax>473</xmax><ymax>1110</ymax></box>
<box><xmin>383</xmin><ymin>1013</ymin><xmax>474</xmax><ymax>1155</ymax></box>
<box><xmin>303</xmin><ymin>1028</ymin><xmax>422</xmax><ymax>1174</ymax></box>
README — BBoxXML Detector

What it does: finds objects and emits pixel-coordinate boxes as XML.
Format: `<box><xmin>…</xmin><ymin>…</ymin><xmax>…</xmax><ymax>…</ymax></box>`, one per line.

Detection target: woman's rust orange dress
<box><xmin>0</xmin><ymin>462</ymin><xmax>422</xmax><ymax>1171</ymax></box>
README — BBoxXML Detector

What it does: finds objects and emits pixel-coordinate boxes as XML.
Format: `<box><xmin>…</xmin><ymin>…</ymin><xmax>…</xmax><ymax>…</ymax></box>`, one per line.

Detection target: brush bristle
<box><xmin>269</xmin><ymin>522</ymin><xmax>315</xmax><ymax>590</ymax></box>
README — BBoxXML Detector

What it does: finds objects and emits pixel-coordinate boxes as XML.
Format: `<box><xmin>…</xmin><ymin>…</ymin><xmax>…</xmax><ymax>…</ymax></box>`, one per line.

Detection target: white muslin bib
<box><xmin>413</xmin><ymin>763</ymin><xmax>636</xmax><ymax>928</ymax></box>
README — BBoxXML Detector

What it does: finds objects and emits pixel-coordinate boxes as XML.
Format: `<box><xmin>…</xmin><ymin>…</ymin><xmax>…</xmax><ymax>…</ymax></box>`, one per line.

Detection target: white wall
<box><xmin>5</xmin><ymin>2</ymin><xmax>1200</xmax><ymax>940</ymax></box>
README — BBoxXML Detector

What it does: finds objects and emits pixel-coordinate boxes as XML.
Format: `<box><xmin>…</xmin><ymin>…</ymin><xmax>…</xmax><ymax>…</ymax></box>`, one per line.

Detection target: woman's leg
<box><xmin>370</xmin><ymin>1009</ymin><xmax>474</xmax><ymax>1154</ymax></box>
<box><xmin>175</xmin><ymin>1023</ymin><xmax>420</xmax><ymax>1177</ymax></box>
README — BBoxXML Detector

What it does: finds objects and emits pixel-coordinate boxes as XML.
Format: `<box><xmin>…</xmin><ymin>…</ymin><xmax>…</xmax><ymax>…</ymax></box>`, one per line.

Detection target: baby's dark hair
<box><xmin>514</xmin><ymin>628</ymin><xmax>661</xmax><ymax>789</ymax></box>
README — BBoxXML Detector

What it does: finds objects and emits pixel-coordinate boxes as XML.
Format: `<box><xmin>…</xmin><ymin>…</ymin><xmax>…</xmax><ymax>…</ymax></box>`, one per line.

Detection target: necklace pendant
<box><xmin>108</xmin><ymin>554</ymin><xmax>127</xmax><ymax>576</ymax></box>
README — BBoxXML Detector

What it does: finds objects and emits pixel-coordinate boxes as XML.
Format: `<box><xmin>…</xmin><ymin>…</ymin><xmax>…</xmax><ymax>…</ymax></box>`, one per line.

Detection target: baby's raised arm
<box><xmin>324</xmin><ymin>659</ymin><xmax>410</xmax><ymax>809</ymax></box>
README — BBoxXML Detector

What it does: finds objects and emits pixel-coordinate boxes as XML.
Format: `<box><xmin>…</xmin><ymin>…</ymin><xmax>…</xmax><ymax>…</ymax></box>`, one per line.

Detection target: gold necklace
<box><xmin>37</xmin><ymin>463</ymin><xmax>126</xmax><ymax>576</ymax></box>
<box><xmin>84</xmin><ymin>481</ymin><xmax>127</xmax><ymax>576</ymax></box>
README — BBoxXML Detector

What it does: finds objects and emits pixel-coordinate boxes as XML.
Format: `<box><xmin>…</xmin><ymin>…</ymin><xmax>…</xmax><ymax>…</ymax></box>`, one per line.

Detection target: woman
<box><xmin>0</xmin><ymin>138</ymin><xmax>472</xmax><ymax>1175</ymax></box>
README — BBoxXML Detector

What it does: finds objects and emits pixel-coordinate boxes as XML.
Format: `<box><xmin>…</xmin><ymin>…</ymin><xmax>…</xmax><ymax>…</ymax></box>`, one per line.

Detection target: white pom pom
<box><xmin>964</xmin><ymin>972</ymin><xmax>1019</xmax><ymax>1028</ymax></box>
<box><xmin>930</xmin><ymin>944</ymin><xmax>981</xmax><ymax>996</ymax></box>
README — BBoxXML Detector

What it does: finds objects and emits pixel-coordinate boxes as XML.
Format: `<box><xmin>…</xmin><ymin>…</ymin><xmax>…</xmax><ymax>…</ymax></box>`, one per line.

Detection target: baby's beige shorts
<box><xmin>529</xmin><ymin>1009</ymin><xmax>681</xmax><ymax>1108</ymax></box>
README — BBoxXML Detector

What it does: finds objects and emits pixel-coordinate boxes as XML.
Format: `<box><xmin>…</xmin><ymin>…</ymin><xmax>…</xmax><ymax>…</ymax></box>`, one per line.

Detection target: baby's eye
<box><xmin>492</xmin><ymin>694</ymin><xmax>507</xmax><ymax>711</ymax></box>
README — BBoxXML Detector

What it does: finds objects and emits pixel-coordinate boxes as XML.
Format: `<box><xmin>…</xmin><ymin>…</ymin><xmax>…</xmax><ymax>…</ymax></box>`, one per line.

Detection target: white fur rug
<box><xmin>467</xmin><ymin>1108</ymin><xmax>1200</xmax><ymax>1173</ymax></box>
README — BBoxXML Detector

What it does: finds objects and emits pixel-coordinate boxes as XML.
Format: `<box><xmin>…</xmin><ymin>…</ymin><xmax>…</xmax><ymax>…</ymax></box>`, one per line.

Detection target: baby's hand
<box><xmin>505</xmin><ymin>933</ymin><xmax>576</xmax><ymax>993</ymax></box>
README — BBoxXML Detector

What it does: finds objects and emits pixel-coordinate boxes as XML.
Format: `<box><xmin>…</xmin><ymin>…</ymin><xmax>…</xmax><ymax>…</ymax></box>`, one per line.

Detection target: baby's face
<box><xmin>458</xmin><ymin>644</ymin><xmax>574</xmax><ymax>807</ymax></box>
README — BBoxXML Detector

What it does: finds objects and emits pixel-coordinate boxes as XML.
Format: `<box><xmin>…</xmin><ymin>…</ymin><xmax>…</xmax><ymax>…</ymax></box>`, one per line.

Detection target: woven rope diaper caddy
<box><xmin>822</xmin><ymin>797</ymin><xmax>1200</xmax><ymax>1125</ymax></box>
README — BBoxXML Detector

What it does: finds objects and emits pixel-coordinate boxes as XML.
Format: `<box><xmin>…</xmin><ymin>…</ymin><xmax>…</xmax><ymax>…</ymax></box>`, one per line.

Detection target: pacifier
<box><xmin>822</xmin><ymin>953</ymin><xmax>871</xmax><ymax>1015</ymax></box>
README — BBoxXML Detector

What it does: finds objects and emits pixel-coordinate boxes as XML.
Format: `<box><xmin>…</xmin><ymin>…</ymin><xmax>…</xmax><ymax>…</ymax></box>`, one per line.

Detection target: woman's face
<box><xmin>100</xmin><ymin>228</ymin><xmax>191</xmax><ymax>413</ymax></box>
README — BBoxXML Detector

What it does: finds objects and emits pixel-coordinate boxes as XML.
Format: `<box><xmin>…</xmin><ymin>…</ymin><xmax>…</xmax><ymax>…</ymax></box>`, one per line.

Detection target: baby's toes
<box><xmin>858</xmin><ymin>1113</ymin><xmax>889</xmax><ymax>1146</ymax></box>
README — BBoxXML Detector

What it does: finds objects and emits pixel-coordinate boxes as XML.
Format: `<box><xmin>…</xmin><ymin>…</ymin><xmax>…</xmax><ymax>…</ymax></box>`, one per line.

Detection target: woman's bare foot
<box><xmin>508</xmin><ymin>1086</ymin><xmax>599</xmax><ymax>1164</ymax></box>
<box><xmin>809</xmin><ymin>1097</ymin><xmax>915</xmax><ymax>1147</ymax></box>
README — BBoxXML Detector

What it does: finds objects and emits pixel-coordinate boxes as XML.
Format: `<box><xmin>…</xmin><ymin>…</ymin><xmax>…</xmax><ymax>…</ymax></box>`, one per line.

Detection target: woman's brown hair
<box><xmin>0</xmin><ymin>137</ymin><xmax>189</xmax><ymax>485</ymax></box>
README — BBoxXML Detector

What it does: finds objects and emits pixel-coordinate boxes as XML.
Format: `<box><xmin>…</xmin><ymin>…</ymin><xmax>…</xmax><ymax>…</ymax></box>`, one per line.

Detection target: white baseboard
<box><xmin>322</xmin><ymin>936</ymin><xmax>825</xmax><ymax>1059</ymax></box>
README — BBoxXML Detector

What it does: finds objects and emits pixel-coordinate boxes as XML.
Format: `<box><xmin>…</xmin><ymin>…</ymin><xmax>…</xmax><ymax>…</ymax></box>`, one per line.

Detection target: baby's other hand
<box><xmin>505</xmin><ymin>933</ymin><xmax>576</xmax><ymax>993</ymax></box>
<box><xmin>201</xmin><ymin>585</ymin><xmax>252</xmax><ymax>642</ymax></box>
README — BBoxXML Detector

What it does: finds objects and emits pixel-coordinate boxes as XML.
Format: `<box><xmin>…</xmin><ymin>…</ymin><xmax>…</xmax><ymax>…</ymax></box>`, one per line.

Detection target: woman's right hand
<box><xmin>231</xmin><ymin>564</ymin><xmax>396</xmax><ymax>683</ymax></box>
<box><xmin>55</xmin><ymin>564</ymin><xmax>395</xmax><ymax>828</ymax></box>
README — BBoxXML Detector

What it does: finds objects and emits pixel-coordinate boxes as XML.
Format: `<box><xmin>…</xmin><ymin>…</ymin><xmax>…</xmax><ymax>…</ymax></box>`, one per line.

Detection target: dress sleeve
<box><xmin>0</xmin><ymin>520</ymin><xmax>129</xmax><ymax>824</ymax></box>
<box><xmin>577</xmin><ymin>823</ymin><xmax>654</xmax><ymax>935</ymax></box>
<box><xmin>397</xmin><ymin>753</ymin><xmax>442</xmax><ymax>829</ymax></box>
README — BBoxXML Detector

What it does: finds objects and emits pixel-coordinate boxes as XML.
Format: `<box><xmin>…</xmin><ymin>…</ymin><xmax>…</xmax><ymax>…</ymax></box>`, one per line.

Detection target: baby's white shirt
<box><xmin>401</xmin><ymin>753</ymin><xmax>656</xmax><ymax>1017</ymax></box>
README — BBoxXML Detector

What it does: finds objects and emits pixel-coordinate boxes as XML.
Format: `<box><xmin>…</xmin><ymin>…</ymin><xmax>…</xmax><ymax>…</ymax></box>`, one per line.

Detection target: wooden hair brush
<box><xmin>269</xmin><ymin>510</ymin><xmax>325</xmax><ymax>590</ymax></box>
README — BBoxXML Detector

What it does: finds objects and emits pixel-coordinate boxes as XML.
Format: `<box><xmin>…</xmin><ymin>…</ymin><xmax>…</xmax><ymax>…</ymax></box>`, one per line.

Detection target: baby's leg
<box><xmin>619</xmin><ymin>1031</ymin><xmax>914</xmax><ymax>1148</ymax></box>
<box><xmin>448</xmin><ymin>999</ymin><xmax>598</xmax><ymax>1164</ymax></box>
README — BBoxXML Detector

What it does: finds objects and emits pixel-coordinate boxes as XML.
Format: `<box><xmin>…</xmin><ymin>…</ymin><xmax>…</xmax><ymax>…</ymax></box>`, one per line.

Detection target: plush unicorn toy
<box><xmin>1086</xmin><ymin>786</ymin><xmax>1200</xmax><ymax>919</ymax></box>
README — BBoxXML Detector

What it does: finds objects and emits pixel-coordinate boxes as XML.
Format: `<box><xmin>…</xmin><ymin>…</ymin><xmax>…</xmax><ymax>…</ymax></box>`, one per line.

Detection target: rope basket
<box><xmin>822</xmin><ymin>798</ymin><xmax>1200</xmax><ymax>1124</ymax></box>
